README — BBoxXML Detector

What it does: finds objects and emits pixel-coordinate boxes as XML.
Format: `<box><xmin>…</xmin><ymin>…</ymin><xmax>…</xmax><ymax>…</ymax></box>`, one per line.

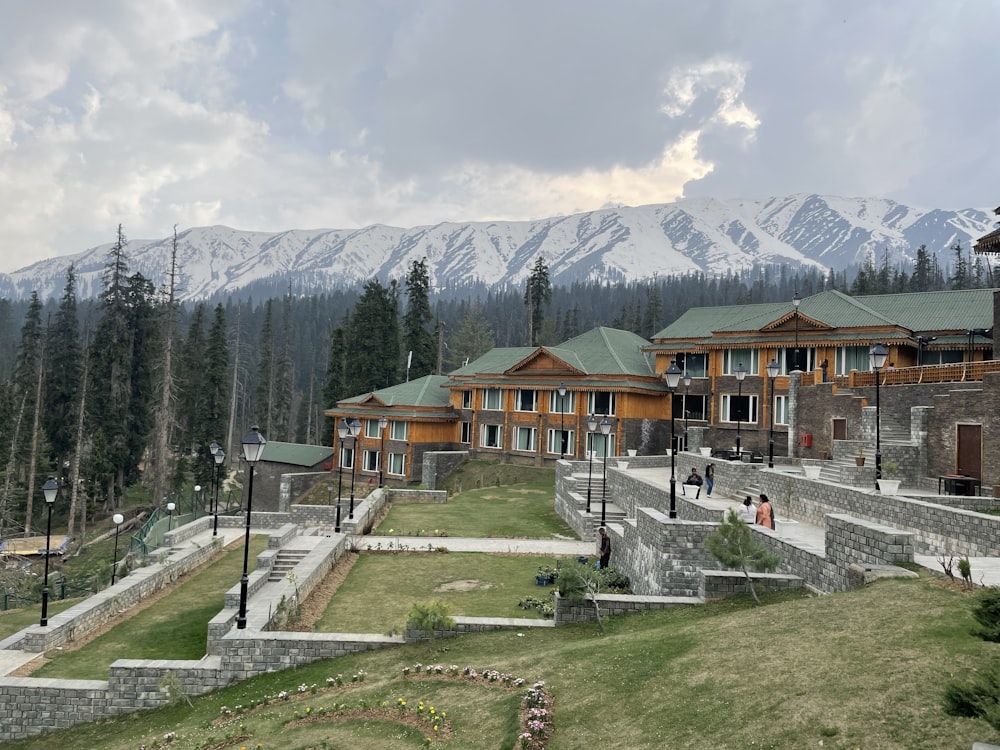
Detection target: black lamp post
<box><xmin>212</xmin><ymin>447</ymin><xmax>225</xmax><ymax>536</ymax></box>
<box><xmin>870</xmin><ymin>342</ymin><xmax>888</xmax><ymax>489</ymax></box>
<box><xmin>166</xmin><ymin>502</ymin><xmax>175</xmax><ymax>531</ymax></box>
<box><xmin>599</xmin><ymin>416</ymin><xmax>612</xmax><ymax>525</ymax></box>
<box><xmin>792</xmin><ymin>292</ymin><xmax>802</xmax><ymax>372</ymax></box>
<box><xmin>111</xmin><ymin>512</ymin><xmax>124</xmax><ymax>585</ymax></box>
<box><xmin>348</xmin><ymin>417</ymin><xmax>362</xmax><ymax>518</ymax></box>
<box><xmin>39</xmin><ymin>476</ymin><xmax>59</xmax><ymax>626</ymax></box>
<box><xmin>665</xmin><ymin>360</ymin><xmax>682</xmax><ymax>519</ymax></box>
<box><xmin>682</xmin><ymin>369</ymin><xmax>692</xmax><ymax>451</ymax></box>
<box><xmin>558</xmin><ymin>382</ymin><xmax>567</xmax><ymax>458</ymax></box>
<box><xmin>734</xmin><ymin>362</ymin><xmax>747</xmax><ymax>456</ymax></box>
<box><xmin>193</xmin><ymin>484</ymin><xmax>202</xmax><ymax>517</ymax></box>
<box><xmin>378</xmin><ymin>415</ymin><xmax>388</xmax><ymax>487</ymax></box>
<box><xmin>336</xmin><ymin>418</ymin><xmax>348</xmax><ymax>532</ymax></box>
<box><xmin>237</xmin><ymin>425</ymin><xmax>267</xmax><ymax>630</ymax></box>
<box><xmin>585</xmin><ymin>414</ymin><xmax>597</xmax><ymax>514</ymax></box>
<box><xmin>766</xmin><ymin>357</ymin><xmax>780</xmax><ymax>468</ymax></box>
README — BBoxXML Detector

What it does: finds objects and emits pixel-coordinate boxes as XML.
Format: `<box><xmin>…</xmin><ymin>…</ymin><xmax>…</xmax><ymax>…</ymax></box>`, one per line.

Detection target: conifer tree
<box><xmin>446</xmin><ymin>304</ymin><xmax>494</xmax><ymax>371</ymax></box>
<box><xmin>345</xmin><ymin>279</ymin><xmax>400</xmax><ymax>394</ymax></box>
<box><xmin>149</xmin><ymin>229</ymin><xmax>181</xmax><ymax>506</ymax></box>
<box><xmin>321</xmin><ymin>320</ymin><xmax>348</xmax><ymax>445</ymax></box>
<box><xmin>524</xmin><ymin>256</ymin><xmax>552</xmax><ymax>345</ymax></box>
<box><xmin>403</xmin><ymin>258</ymin><xmax>435</xmax><ymax>380</ymax></box>
<box><xmin>705</xmin><ymin>508</ymin><xmax>781</xmax><ymax>605</ymax></box>
<box><xmin>44</xmin><ymin>268</ymin><xmax>81</xmax><ymax>473</ymax></box>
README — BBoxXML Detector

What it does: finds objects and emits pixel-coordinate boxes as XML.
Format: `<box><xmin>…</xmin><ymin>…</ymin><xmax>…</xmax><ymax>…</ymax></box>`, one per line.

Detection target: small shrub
<box><xmin>958</xmin><ymin>557</ymin><xmax>973</xmax><ymax>588</ymax></box>
<box><xmin>972</xmin><ymin>588</ymin><xmax>1000</xmax><ymax>641</ymax></box>
<box><xmin>944</xmin><ymin>662</ymin><xmax>1000</xmax><ymax>730</ymax></box>
<box><xmin>407</xmin><ymin>600</ymin><xmax>455</xmax><ymax>644</ymax></box>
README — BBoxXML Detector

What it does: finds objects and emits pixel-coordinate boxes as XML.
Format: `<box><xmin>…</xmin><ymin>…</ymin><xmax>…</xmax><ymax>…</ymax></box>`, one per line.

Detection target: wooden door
<box><xmin>832</xmin><ymin>419</ymin><xmax>847</xmax><ymax>441</ymax></box>
<box><xmin>957</xmin><ymin>424</ymin><xmax>982</xmax><ymax>478</ymax></box>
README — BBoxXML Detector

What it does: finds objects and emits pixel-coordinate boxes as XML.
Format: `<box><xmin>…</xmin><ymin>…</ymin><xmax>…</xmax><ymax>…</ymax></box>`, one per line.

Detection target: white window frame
<box><xmin>774</xmin><ymin>395</ymin><xmax>789</xmax><ymax>426</ymax></box>
<box><xmin>363</xmin><ymin>449</ymin><xmax>380</xmax><ymax>472</ymax></box>
<box><xmin>513</xmin><ymin>426</ymin><xmax>537</xmax><ymax>452</ymax></box>
<box><xmin>462</xmin><ymin>390</ymin><xmax>472</xmax><ymax>408</ymax></box>
<box><xmin>389</xmin><ymin>421</ymin><xmax>408</xmax><ymax>440</ymax></box>
<box><xmin>515</xmin><ymin>389</ymin><xmax>538</xmax><ymax>412</ymax></box>
<box><xmin>480</xmin><ymin>423</ymin><xmax>503</xmax><ymax>449</ymax></box>
<box><xmin>835</xmin><ymin>346</ymin><xmax>870</xmax><ymax>375</ymax></box>
<box><xmin>547</xmin><ymin>428</ymin><xmax>574</xmax><ymax>455</ymax></box>
<box><xmin>676</xmin><ymin>352</ymin><xmax>708</xmax><ymax>378</ymax></box>
<box><xmin>364</xmin><ymin>419</ymin><xmax>381</xmax><ymax>438</ymax></box>
<box><xmin>585</xmin><ymin>431</ymin><xmax>616</xmax><ymax>459</ymax></box>
<box><xmin>549</xmin><ymin>390</ymin><xmax>575</xmax><ymax>414</ymax></box>
<box><xmin>723</xmin><ymin>349</ymin><xmax>759</xmax><ymax>375</ymax></box>
<box><xmin>587</xmin><ymin>392</ymin><xmax>617</xmax><ymax>416</ymax></box>
<box><xmin>340</xmin><ymin>445</ymin><xmax>355</xmax><ymax>469</ymax></box>
<box><xmin>388</xmin><ymin>453</ymin><xmax>406</xmax><ymax>476</ymax></box>
<box><xmin>461</xmin><ymin>422</ymin><xmax>472</xmax><ymax>444</ymax></box>
<box><xmin>482</xmin><ymin>388</ymin><xmax>503</xmax><ymax>411</ymax></box>
<box><xmin>721</xmin><ymin>393</ymin><xmax>759</xmax><ymax>423</ymax></box>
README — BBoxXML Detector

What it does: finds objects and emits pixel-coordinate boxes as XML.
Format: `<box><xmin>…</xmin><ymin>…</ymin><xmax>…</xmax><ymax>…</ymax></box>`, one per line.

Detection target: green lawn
<box><xmin>31</xmin><ymin>536</ymin><xmax>268</xmax><ymax>680</ymax></box>
<box><xmin>0</xmin><ymin>597</ymin><xmax>85</xmax><ymax>639</ymax></box>
<box><xmin>314</xmin><ymin>552</ymin><xmax>562</xmax><ymax>632</ymax></box>
<box><xmin>5</xmin><ymin>575</ymin><xmax>999</xmax><ymax>749</ymax></box>
<box><xmin>374</xmin><ymin>481</ymin><xmax>574</xmax><ymax>539</ymax></box>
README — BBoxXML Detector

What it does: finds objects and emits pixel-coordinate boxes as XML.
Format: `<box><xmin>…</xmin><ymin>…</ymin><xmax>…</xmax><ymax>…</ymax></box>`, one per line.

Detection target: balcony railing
<box><xmin>836</xmin><ymin>360</ymin><xmax>1000</xmax><ymax>388</ymax></box>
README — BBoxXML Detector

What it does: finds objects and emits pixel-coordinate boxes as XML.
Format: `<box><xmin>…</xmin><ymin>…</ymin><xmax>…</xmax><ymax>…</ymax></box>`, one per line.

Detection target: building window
<box><xmin>388</xmin><ymin>453</ymin><xmax>406</xmax><ymax>475</ymax></box>
<box><xmin>784</xmin><ymin>346</ymin><xmax>814</xmax><ymax>373</ymax></box>
<box><xmin>480</xmin><ymin>423</ymin><xmax>503</xmax><ymax>448</ymax></box>
<box><xmin>549</xmin><ymin>390</ymin><xmax>575</xmax><ymax>414</ymax></box>
<box><xmin>676</xmin><ymin>352</ymin><xmax>708</xmax><ymax>378</ymax></box>
<box><xmin>721</xmin><ymin>393</ymin><xmax>758</xmax><ymax>423</ymax></box>
<box><xmin>547</xmin><ymin>429</ymin><xmax>574</xmax><ymax>455</ymax></box>
<box><xmin>364</xmin><ymin>419</ymin><xmax>382</xmax><ymax>438</ymax></box>
<box><xmin>675</xmin><ymin>393</ymin><xmax>708</xmax><ymax>422</ymax></box>
<box><xmin>515</xmin><ymin>389</ymin><xmax>538</xmax><ymax>412</ymax></box>
<box><xmin>461</xmin><ymin>422</ymin><xmax>472</xmax><ymax>444</ymax></box>
<box><xmin>389</xmin><ymin>421</ymin><xmax>408</xmax><ymax>440</ymax></box>
<box><xmin>340</xmin><ymin>445</ymin><xmax>355</xmax><ymax>469</ymax></box>
<box><xmin>513</xmin><ymin>426</ymin><xmax>537</xmax><ymax>452</ymax></box>
<box><xmin>462</xmin><ymin>390</ymin><xmax>472</xmax><ymax>408</ymax></box>
<box><xmin>363</xmin><ymin>450</ymin><xmax>380</xmax><ymax>472</ymax></box>
<box><xmin>586</xmin><ymin>430</ymin><xmax>616</xmax><ymax>459</ymax></box>
<box><xmin>587</xmin><ymin>391</ymin><xmax>617</xmax><ymax>416</ymax></box>
<box><xmin>482</xmin><ymin>388</ymin><xmax>503</xmax><ymax>410</ymax></box>
<box><xmin>723</xmin><ymin>349</ymin><xmax>759</xmax><ymax>375</ymax></box>
<box><xmin>920</xmin><ymin>349</ymin><xmax>964</xmax><ymax>365</ymax></box>
<box><xmin>774</xmin><ymin>395</ymin><xmax>789</xmax><ymax>426</ymax></box>
<box><xmin>835</xmin><ymin>346</ymin><xmax>870</xmax><ymax>375</ymax></box>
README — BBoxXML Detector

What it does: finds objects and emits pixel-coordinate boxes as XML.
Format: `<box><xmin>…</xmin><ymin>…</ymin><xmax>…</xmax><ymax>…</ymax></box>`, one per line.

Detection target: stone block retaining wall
<box><xmin>699</xmin><ymin>570</ymin><xmax>804</xmax><ymax>600</ymax></box>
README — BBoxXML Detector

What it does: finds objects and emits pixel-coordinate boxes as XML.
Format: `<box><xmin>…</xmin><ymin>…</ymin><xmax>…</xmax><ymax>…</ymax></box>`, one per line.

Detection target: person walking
<box><xmin>705</xmin><ymin>463</ymin><xmax>716</xmax><ymax>496</ymax></box>
<box><xmin>755</xmin><ymin>493</ymin><xmax>775</xmax><ymax>529</ymax></box>
<box><xmin>598</xmin><ymin>526</ymin><xmax>611</xmax><ymax>569</ymax></box>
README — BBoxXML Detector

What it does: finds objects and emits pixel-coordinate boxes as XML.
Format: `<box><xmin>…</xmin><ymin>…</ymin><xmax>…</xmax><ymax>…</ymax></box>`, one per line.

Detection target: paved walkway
<box><xmin>350</xmin><ymin>535</ymin><xmax>595</xmax><ymax>556</ymax></box>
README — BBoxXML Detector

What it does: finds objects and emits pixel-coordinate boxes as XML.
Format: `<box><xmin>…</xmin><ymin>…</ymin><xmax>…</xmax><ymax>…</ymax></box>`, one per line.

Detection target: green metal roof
<box><xmin>855</xmin><ymin>289</ymin><xmax>994</xmax><ymax>331</ymax></box>
<box><xmin>544</xmin><ymin>327</ymin><xmax>656</xmax><ymax>376</ymax></box>
<box><xmin>449</xmin><ymin>347</ymin><xmax>536</xmax><ymax>376</ymax></box>
<box><xmin>260</xmin><ymin>441</ymin><xmax>333</xmax><ymax>467</ymax></box>
<box><xmin>337</xmin><ymin>374</ymin><xmax>452</xmax><ymax>408</ymax></box>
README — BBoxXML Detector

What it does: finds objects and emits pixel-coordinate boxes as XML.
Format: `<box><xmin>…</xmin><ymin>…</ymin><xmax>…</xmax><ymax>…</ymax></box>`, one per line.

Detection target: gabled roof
<box><xmin>856</xmin><ymin>289</ymin><xmax>994</xmax><ymax>331</ymax></box>
<box><xmin>260</xmin><ymin>441</ymin><xmax>333</xmax><ymax>467</ymax></box>
<box><xmin>449</xmin><ymin>347</ymin><xmax>536</xmax><ymax>376</ymax></box>
<box><xmin>337</xmin><ymin>375</ymin><xmax>452</xmax><ymax>409</ymax></box>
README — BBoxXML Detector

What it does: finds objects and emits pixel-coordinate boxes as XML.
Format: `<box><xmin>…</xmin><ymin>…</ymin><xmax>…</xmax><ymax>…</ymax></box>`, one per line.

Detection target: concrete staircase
<box><xmin>267</xmin><ymin>549</ymin><xmax>308</xmax><ymax>582</ymax></box>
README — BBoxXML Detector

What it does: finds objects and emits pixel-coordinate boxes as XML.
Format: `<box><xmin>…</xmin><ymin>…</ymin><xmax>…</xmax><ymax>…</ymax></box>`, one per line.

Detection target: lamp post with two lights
<box><xmin>734</xmin><ymin>363</ymin><xmax>747</xmax><ymax>456</ymax></box>
<box><xmin>665</xmin><ymin>360</ymin><xmax>682</xmax><ymax>518</ymax></box>
<box><xmin>347</xmin><ymin>417</ymin><xmax>362</xmax><ymax>518</ymax></box>
<box><xmin>378</xmin><ymin>415</ymin><xmax>388</xmax><ymax>487</ymax></box>
<box><xmin>585</xmin><ymin>414</ymin><xmax>597</xmax><ymax>514</ymax></box>
<box><xmin>558</xmin><ymin>382</ymin><xmax>567</xmax><ymax>458</ymax></box>
<box><xmin>336</xmin><ymin>418</ymin><xmax>349</xmax><ymax>532</ymax></box>
<box><xmin>599</xmin><ymin>416</ymin><xmax>612</xmax><ymax>525</ymax></box>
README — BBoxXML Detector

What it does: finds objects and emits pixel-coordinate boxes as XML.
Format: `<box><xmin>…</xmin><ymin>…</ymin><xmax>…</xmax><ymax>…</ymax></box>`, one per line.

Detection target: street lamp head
<box><xmin>166</xmin><ymin>502</ymin><xmax>175</xmax><ymax>512</ymax></box>
<box><xmin>379</xmin><ymin>415</ymin><xmax>388</xmax><ymax>431</ymax></box>
<box><xmin>766</xmin><ymin>358</ymin><xmax>780</xmax><ymax>379</ymax></box>
<box><xmin>42</xmin><ymin>476</ymin><xmax>59</xmax><ymax>505</ymax></box>
<box><xmin>792</xmin><ymin>292</ymin><xmax>801</xmax><ymax>309</ymax></box>
<box><xmin>214</xmin><ymin>448</ymin><xmax>225</xmax><ymax>465</ymax></box>
<box><xmin>683</xmin><ymin>370</ymin><xmax>692</xmax><ymax>388</ymax></box>
<box><xmin>870</xmin><ymin>342</ymin><xmax>889</xmax><ymax>371</ymax></box>
<box><xmin>664</xmin><ymin>359</ymin><xmax>682</xmax><ymax>390</ymax></box>
<box><xmin>209</xmin><ymin>441</ymin><xmax>220</xmax><ymax>456</ymax></box>
<box><xmin>113</xmin><ymin>513</ymin><xmax>124</xmax><ymax>525</ymax></box>
<box><xmin>587</xmin><ymin>414</ymin><xmax>598</xmax><ymax>433</ymax></box>
<box><xmin>558</xmin><ymin>381</ymin><xmax>567</xmax><ymax>397</ymax></box>
<box><xmin>337</xmin><ymin>418</ymin><xmax>350</xmax><ymax>440</ymax></box>
<box><xmin>194</xmin><ymin>485</ymin><xmax>202</xmax><ymax>493</ymax></box>
<box><xmin>349</xmin><ymin>417</ymin><xmax>362</xmax><ymax>438</ymax></box>
<box><xmin>734</xmin><ymin>363</ymin><xmax>747</xmax><ymax>381</ymax></box>
<box><xmin>600</xmin><ymin>416</ymin><xmax>612</xmax><ymax>436</ymax></box>
<box><xmin>241</xmin><ymin>425</ymin><xmax>267</xmax><ymax>465</ymax></box>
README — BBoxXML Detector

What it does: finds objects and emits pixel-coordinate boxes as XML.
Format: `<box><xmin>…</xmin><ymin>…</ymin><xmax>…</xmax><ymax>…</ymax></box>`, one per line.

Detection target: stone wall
<box><xmin>553</xmin><ymin>591</ymin><xmax>696</xmax><ymax>624</ymax></box>
<box><xmin>699</xmin><ymin>570</ymin><xmax>804</xmax><ymax>600</ymax></box>
<box><xmin>421</xmin><ymin>450</ymin><xmax>470</xmax><ymax>490</ymax></box>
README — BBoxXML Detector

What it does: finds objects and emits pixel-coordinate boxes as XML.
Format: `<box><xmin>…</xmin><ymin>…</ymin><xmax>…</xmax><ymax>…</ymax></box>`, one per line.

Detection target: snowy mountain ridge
<box><xmin>0</xmin><ymin>194</ymin><xmax>993</xmax><ymax>301</ymax></box>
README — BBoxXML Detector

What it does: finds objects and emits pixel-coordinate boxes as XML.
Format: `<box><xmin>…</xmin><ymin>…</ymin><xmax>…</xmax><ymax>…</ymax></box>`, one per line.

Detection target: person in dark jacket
<box><xmin>598</xmin><ymin>527</ymin><xmax>611</xmax><ymax>568</ymax></box>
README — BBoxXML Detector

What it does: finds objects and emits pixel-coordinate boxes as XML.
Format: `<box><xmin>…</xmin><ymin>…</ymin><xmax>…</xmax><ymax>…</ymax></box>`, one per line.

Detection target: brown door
<box><xmin>957</xmin><ymin>424</ymin><xmax>982</xmax><ymax>478</ymax></box>
<box><xmin>832</xmin><ymin>419</ymin><xmax>847</xmax><ymax>441</ymax></box>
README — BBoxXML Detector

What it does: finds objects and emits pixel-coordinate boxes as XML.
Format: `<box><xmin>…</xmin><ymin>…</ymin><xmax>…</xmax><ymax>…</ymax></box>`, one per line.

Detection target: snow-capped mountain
<box><xmin>0</xmin><ymin>194</ymin><xmax>993</xmax><ymax>301</ymax></box>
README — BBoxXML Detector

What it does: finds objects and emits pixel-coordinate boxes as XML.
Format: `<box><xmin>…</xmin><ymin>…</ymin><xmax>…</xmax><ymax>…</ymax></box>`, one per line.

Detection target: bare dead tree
<box><xmin>66</xmin><ymin>335</ymin><xmax>90</xmax><ymax>541</ymax></box>
<box><xmin>0</xmin><ymin>391</ymin><xmax>29</xmax><ymax>541</ymax></box>
<box><xmin>148</xmin><ymin>226</ymin><xmax>181</xmax><ymax>505</ymax></box>
<box><xmin>23</xmin><ymin>341</ymin><xmax>46</xmax><ymax>536</ymax></box>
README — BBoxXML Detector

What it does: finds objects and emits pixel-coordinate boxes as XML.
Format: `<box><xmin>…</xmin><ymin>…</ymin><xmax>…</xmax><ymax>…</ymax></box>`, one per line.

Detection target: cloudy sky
<box><xmin>1</xmin><ymin>0</ymin><xmax>998</xmax><ymax>273</ymax></box>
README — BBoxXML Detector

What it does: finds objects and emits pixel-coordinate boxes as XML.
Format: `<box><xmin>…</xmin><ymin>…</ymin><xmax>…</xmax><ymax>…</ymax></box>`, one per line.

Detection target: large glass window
<box><xmin>388</xmin><ymin>453</ymin><xmax>406</xmax><ymax>475</ymax></box>
<box><xmin>835</xmin><ymin>346</ymin><xmax>870</xmax><ymax>375</ymax></box>
<box><xmin>363</xmin><ymin>450</ymin><xmax>380</xmax><ymax>471</ymax></box>
<box><xmin>723</xmin><ymin>349</ymin><xmax>759</xmax><ymax>375</ymax></box>
<box><xmin>462</xmin><ymin>390</ymin><xmax>472</xmax><ymax>408</ymax></box>
<box><xmin>389</xmin><ymin>421</ymin><xmax>408</xmax><ymax>440</ymax></box>
<box><xmin>515</xmin><ymin>389</ymin><xmax>538</xmax><ymax>412</ymax></box>
<box><xmin>675</xmin><ymin>352</ymin><xmax>708</xmax><ymax>378</ymax></box>
<box><xmin>365</xmin><ymin>419</ymin><xmax>384</xmax><ymax>438</ymax></box>
<box><xmin>721</xmin><ymin>394</ymin><xmax>758</xmax><ymax>423</ymax></box>
<box><xmin>586</xmin><ymin>431</ymin><xmax>616</xmax><ymax>459</ymax></box>
<box><xmin>675</xmin><ymin>393</ymin><xmax>708</xmax><ymax>421</ymax></box>
<box><xmin>784</xmin><ymin>347</ymin><xmax>814</xmax><ymax>373</ymax></box>
<box><xmin>340</xmin><ymin>445</ymin><xmax>355</xmax><ymax>469</ymax></box>
<box><xmin>482</xmin><ymin>388</ymin><xmax>502</xmax><ymax>410</ymax></box>
<box><xmin>549</xmin><ymin>390</ymin><xmax>575</xmax><ymax>414</ymax></box>
<box><xmin>480</xmin><ymin>423</ymin><xmax>503</xmax><ymax>448</ymax></box>
<box><xmin>460</xmin><ymin>422</ymin><xmax>472</xmax><ymax>444</ymax></box>
<box><xmin>920</xmin><ymin>349</ymin><xmax>964</xmax><ymax>365</ymax></box>
<box><xmin>547</xmin><ymin>429</ymin><xmax>574</xmax><ymax>455</ymax></box>
<box><xmin>513</xmin><ymin>426</ymin><xmax>537</xmax><ymax>452</ymax></box>
<box><xmin>587</xmin><ymin>391</ymin><xmax>617</xmax><ymax>416</ymax></box>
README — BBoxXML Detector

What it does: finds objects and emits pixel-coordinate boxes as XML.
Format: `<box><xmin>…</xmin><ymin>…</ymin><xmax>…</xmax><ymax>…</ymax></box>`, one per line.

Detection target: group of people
<box><xmin>737</xmin><ymin>493</ymin><xmax>775</xmax><ymax>529</ymax></box>
<box><xmin>683</xmin><ymin>463</ymin><xmax>715</xmax><ymax>498</ymax></box>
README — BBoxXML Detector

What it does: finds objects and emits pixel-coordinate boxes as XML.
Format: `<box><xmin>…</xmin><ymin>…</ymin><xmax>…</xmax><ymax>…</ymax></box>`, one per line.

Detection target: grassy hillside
<box><xmin>5</xmin><ymin>574</ymin><xmax>998</xmax><ymax>749</ymax></box>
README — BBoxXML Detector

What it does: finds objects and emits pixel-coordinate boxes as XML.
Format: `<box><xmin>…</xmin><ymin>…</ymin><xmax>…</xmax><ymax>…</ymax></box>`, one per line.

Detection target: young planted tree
<box><xmin>557</xmin><ymin>560</ymin><xmax>608</xmax><ymax>634</ymax></box>
<box><xmin>705</xmin><ymin>508</ymin><xmax>782</xmax><ymax>605</ymax></box>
